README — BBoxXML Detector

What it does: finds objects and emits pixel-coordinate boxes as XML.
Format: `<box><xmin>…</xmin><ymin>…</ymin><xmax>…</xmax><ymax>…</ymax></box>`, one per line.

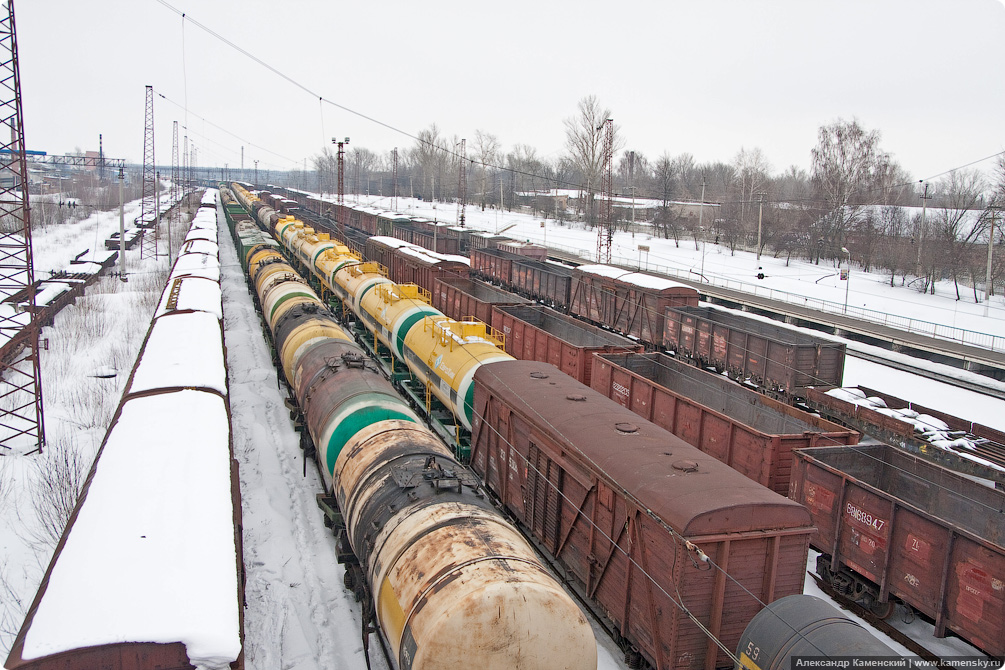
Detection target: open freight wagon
<box><xmin>492</xmin><ymin>304</ymin><xmax>643</xmax><ymax>386</ymax></box>
<box><xmin>664</xmin><ymin>305</ymin><xmax>845</xmax><ymax>397</ymax></box>
<box><xmin>790</xmin><ymin>444</ymin><xmax>1005</xmax><ymax>658</ymax></box>
<box><xmin>591</xmin><ymin>352</ymin><xmax>859</xmax><ymax>494</ymax></box>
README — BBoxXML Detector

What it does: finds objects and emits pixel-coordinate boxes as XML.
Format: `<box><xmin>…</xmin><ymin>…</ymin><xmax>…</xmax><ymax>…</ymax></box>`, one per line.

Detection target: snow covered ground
<box><xmin>2</xmin><ymin>191</ymin><xmax>1002</xmax><ymax>669</ymax></box>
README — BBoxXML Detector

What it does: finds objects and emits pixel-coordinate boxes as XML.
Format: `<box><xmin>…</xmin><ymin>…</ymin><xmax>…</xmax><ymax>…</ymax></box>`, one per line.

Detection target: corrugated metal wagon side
<box><xmin>664</xmin><ymin>306</ymin><xmax>845</xmax><ymax>397</ymax></box>
<box><xmin>492</xmin><ymin>304</ymin><xmax>643</xmax><ymax>386</ymax></box>
<box><xmin>591</xmin><ymin>352</ymin><xmax>859</xmax><ymax>494</ymax></box>
<box><xmin>432</xmin><ymin>275</ymin><xmax>532</xmax><ymax>325</ymax></box>
<box><xmin>470</xmin><ymin>360</ymin><xmax>814</xmax><ymax>670</ymax></box>
<box><xmin>790</xmin><ymin>444</ymin><xmax>1005</xmax><ymax>658</ymax></box>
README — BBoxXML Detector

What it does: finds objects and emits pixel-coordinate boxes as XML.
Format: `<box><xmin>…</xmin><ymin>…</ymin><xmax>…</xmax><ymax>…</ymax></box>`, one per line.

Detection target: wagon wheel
<box><xmin>869</xmin><ymin>598</ymin><xmax>896</xmax><ymax>620</ymax></box>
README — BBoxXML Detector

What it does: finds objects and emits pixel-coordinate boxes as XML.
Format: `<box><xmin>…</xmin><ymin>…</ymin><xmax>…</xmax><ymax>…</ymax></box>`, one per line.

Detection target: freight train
<box><xmin>228</xmin><ymin>184</ymin><xmax>826</xmax><ymax>670</ymax></box>
<box><xmin>251</xmin><ymin>185</ymin><xmax>1005</xmax><ymax>663</ymax></box>
<box><xmin>7</xmin><ymin>191</ymin><xmax>244</xmax><ymax>670</ymax></box>
<box><xmin>264</xmin><ymin>187</ymin><xmax>848</xmax><ymax>399</ymax></box>
<box><xmin>223</xmin><ymin>184</ymin><xmax>597</xmax><ymax>670</ymax></box>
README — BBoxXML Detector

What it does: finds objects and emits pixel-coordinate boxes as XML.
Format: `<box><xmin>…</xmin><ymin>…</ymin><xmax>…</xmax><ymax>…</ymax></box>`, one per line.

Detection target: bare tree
<box><xmin>473</xmin><ymin>130</ymin><xmax>500</xmax><ymax>210</ymax></box>
<box><xmin>931</xmin><ymin>169</ymin><xmax>988</xmax><ymax>299</ymax></box>
<box><xmin>810</xmin><ymin>118</ymin><xmax>895</xmax><ymax>261</ymax></box>
<box><xmin>732</xmin><ymin>147</ymin><xmax>772</xmax><ymax>240</ymax></box>
<box><xmin>564</xmin><ymin>95</ymin><xmax>622</xmax><ymax>223</ymax></box>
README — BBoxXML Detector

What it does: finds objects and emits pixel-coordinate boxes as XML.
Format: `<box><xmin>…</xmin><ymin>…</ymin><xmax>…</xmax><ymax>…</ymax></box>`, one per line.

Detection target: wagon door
<box><xmin>525</xmin><ymin>443</ymin><xmax>563</xmax><ymax>553</ymax></box>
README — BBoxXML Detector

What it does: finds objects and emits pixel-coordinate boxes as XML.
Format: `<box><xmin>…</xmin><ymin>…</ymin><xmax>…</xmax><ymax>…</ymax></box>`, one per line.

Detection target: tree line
<box><xmin>299</xmin><ymin>95</ymin><xmax>1005</xmax><ymax>302</ymax></box>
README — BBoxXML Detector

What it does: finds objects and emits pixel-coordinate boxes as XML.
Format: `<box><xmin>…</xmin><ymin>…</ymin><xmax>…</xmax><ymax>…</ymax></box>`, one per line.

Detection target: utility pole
<box><xmin>917</xmin><ymin>181</ymin><xmax>933</xmax><ymax>280</ymax></box>
<box><xmin>756</xmin><ymin>193</ymin><xmax>765</xmax><ymax>262</ymax></box>
<box><xmin>699</xmin><ymin>179</ymin><xmax>707</xmax><ymax>282</ymax></box>
<box><xmin>392</xmin><ymin>147</ymin><xmax>398</xmax><ymax>211</ymax></box>
<box><xmin>171</xmin><ymin>120</ymin><xmax>179</xmax><ymax>257</ymax></box>
<box><xmin>154</xmin><ymin>170</ymin><xmax>161</xmax><ymax>256</ymax></box>
<box><xmin>0</xmin><ymin>0</ymin><xmax>45</xmax><ymax>452</ymax></box>
<box><xmin>628</xmin><ymin>150</ymin><xmax>636</xmax><ymax>225</ymax></box>
<box><xmin>140</xmin><ymin>85</ymin><xmax>158</xmax><ymax>259</ymax></box>
<box><xmin>596</xmin><ymin>118</ymin><xmax>614</xmax><ymax>263</ymax></box>
<box><xmin>332</xmin><ymin>136</ymin><xmax>349</xmax><ymax>234</ymax></box>
<box><xmin>987</xmin><ymin>205</ymin><xmax>1000</xmax><ymax>317</ymax></box>
<box><xmin>118</xmin><ymin>166</ymin><xmax>126</xmax><ymax>281</ymax></box>
<box><xmin>241</xmin><ymin>145</ymin><xmax>244</xmax><ymax>182</ymax></box>
<box><xmin>254</xmin><ymin>159</ymin><xmax>258</xmax><ymax>186</ymax></box>
<box><xmin>457</xmin><ymin>138</ymin><xmax>467</xmax><ymax>226</ymax></box>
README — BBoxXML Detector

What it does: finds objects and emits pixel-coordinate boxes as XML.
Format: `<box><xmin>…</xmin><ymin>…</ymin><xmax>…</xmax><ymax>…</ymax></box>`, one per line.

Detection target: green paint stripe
<box><xmin>268</xmin><ymin>290</ymin><xmax>316</xmax><ymax>322</ymax></box>
<box><xmin>325</xmin><ymin>406</ymin><xmax>416</xmax><ymax>474</ymax></box>
<box><xmin>394</xmin><ymin>308</ymin><xmax>438</xmax><ymax>359</ymax></box>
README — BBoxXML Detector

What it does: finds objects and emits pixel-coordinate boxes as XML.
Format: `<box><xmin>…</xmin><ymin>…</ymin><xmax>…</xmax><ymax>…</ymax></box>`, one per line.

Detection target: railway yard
<box><xmin>1</xmin><ymin>186</ymin><xmax>1003</xmax><ymax>670</ymax></box>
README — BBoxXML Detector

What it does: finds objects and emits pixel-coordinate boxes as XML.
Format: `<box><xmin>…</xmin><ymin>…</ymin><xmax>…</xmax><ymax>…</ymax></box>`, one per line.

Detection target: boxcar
<box><xmin>492</xmin><ymin>305</ymin><xmax>642</xmax><ymax>386</ymax></box>
<box><xmin>496</xmin><ymin>240</ymin><xmax>548</xmax><ymax>260</ymax></box>
<box><xmin>470</xmin><ymin>359</ymin><xmax>814</xmax><ymax>670</ymax></box>
<box><xmin>569</xmin><ymin>265</ymin><xmax>699</xmax><ymax>346</ymax></box>
<box><xmin>363</xmin><ymin>235</ymin><xmax>409</xmax><ymax>272</ymax></box>
<box><xmin>468</xmin><ymin>231</ymin><xmax>511</xmax><ymax>252</ymax></box>
<box><xmin>470</xmin><ymin>247</ymin><xmax>522</xmax><ymax>286</ymax></box>
<box><xmin>433</xmin><ymin>275</ymin><xmax>532</xmax><ymax>325</ymax></box>
<box><xmin>664</xmin><ymin>305</ymin><xmax>846</xmax><ymax>397</ymax></box>
<box><xmin>389</xmin><ymin>244</ymin><xmax>469</xmax><ymax>294</ymax></box>
<box><xmin>790</xmin><ymin>444</ymin><xmax>1005</xmax><ymax>657</ymax></box>
<box><xmin>511</xmin><ymin>258</ymin><xmax>575</xmax><ymax>308</ymax></box>
<box><xmin>591</xmin><ymin>352</ymin><xmax>859</xmax><ymax>494</ymax></box>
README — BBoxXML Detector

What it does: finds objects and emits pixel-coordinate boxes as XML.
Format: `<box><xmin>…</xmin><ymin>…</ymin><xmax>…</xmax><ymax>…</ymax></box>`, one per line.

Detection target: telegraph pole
<box><xmin>118</xmin><ymin>167</ymin><xmax>126</xmax><ymax>281</ymax></box>
<box><xmin>756</xmin><ymin>193</ymin><xmax>765</xmax><ymax>262</ymax></box>
<box><xmin>457</xmin><ymin>139</ymin><xmax>467</xmax><ymax>226</ymax></box>
<box><xmin>917</xmin><ymin>181</ymin><xmax>933</xmax><ymax>279</ymax></box>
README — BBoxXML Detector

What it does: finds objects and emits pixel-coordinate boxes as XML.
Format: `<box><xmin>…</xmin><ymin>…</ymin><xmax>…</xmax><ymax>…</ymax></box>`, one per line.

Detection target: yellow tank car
<box><xmin>247</xmin><ymin>247</ymin><xmax>285</xmax><ymax>283</ymax></box>
<box><xmin>256</xmin><ymin>263</ymin><xmax>321</xmax><ymax>327</ymax></box>
<box><xmin>332</xmin><ymin>262</ymin><xmax>391</xmax><ymax>314</ymax></box>
<box><xmin>314</xmin><ymin>245</ymin><xmax>360</xmax><ymax>292</ymax></box>
<box><xmin>276</xmin><ymin>217</ymin><xmax>304</xmax><ymax>251</ymax></box>
<box><xmin>402</xmin><ymin>317</ymin><xmax>513</xmax><ymax>431</ymax></box>
<box><xmin>274</xmin><ymin>309</ymin><xmax>353</xmax><ymax>386</ymax></box>
<box><xmin>358</xmin><ymin>283</ymin><xmax>440</xmax><ymax>362</ymax></box>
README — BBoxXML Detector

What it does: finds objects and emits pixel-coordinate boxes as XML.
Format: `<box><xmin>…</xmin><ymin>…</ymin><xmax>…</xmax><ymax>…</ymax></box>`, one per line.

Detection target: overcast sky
<box><xmin>18</xmin><ymin>0</ymin><xmax>1005</xmax><ymax>185</ymax></box>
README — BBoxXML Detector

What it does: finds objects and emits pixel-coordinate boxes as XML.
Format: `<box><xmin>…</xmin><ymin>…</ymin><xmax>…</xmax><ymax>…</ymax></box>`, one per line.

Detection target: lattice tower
<box><xmin>597</xmin><ymin>118</ymin><xmax>614</xmax><ymax>264</ymax></box>
<box><xmin>140</xmin><ymin>85</ymin><xmax>158</xmax><ymax>259</ymax></box>
<box><xmin>0</xmin><ymin>0</ymin><xmax>44</xmax><ymax>453</ymax></box>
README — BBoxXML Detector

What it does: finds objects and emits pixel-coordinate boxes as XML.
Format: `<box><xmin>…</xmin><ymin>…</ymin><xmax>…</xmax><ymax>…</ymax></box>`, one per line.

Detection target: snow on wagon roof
<box><xmin>127</xmin><ymin>311</ymin><xmax>227</xmax><ymax>395</ymax></box>
<box><xmin>20</xmin><ymin>390</ymin><xmax>240</xmax><ymax>667</ymax></box>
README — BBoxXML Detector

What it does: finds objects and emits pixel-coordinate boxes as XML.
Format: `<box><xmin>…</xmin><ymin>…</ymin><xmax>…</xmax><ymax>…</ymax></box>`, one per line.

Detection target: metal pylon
<box><xmin>597</xmin><ymin>118</ymin><xmax>614</xmax><ymax>264</ymax></box>
<box><xmin>0</xmin><ymin>0</ymin><xmax>44</xmax><ymax>454</ymax></box>
<box><xmin>139</xmin><ymin>85</ymin><xmax>158</xmax><ymax>259</ymax></box>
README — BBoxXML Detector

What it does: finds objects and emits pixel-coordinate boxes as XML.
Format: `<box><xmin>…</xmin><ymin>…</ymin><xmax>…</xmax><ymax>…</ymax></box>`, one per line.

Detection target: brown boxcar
<box><xmin>492</xmin><ymin>304</ymin><xmax>643</xmax><ymax>386</ymax></box>
<box><xmin>496</xmin><ymin>240</ymin><xmax>548</xmax><ymax>260</ymax></box>
<box><xmin>664</xmin><ymin>305</ymin><xmax>846</xmax><ymax>396</ymax></box>
<box><xmin>803</xmin><ymin>385</ymin><xmax>1005</xmax><ymax>484</ymax></box>
<box><xmin>790</xmin><ymin>444</ymin><xmax>1005</xmax><ymax>658</ymax></box>
<box><xmin>511</xmin><ymin>258</ymin><xmax>575</xmax><ymax>308</ymax></box>
<box><xmin>470</xmin><ymin>247</ymin><xmax>522</xmax><ymax>286</ymax></box>
<box><xmin>389</xmin><ymin>244</ymin><xmax>469</xmax><ymax>294</ymax></box>
<box><xmin>590</xmin><ymin>352</ymin><xmax>859</xmax><ymax>494</ymax></box>
<box><xmin>569</xmin><ymin>264</ymin><xmax>699</xmax><ymax>346</ymax></box>
<box><xmin>470</xmin><ymin>359</ymin><xmax>814</xmax><ymax>670</ymax></box>
<box><xmin>433</xmin><ymin>275</ymin><xmax>532</xmax><ymax>325</ymax></box>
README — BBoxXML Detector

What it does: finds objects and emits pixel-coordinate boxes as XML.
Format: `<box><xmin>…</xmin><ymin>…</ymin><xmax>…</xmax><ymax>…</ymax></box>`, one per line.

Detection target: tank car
<box><xmin>234</xmin><ymin>206</ymin><xmax>598</xmax><ymax>669</ymax></box>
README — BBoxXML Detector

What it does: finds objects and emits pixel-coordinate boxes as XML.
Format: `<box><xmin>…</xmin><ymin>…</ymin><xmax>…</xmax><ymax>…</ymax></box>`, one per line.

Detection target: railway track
<box><xmin>807</xmin><ymin>573</ymin><xmax>995</xmax><ymax>669</ymax></box>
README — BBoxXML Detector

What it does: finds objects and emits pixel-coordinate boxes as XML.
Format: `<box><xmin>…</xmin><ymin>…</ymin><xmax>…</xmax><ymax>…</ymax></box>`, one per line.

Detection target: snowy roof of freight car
<box><xmin>155</xmin><ymin>275</ymin><xmax>223</xmax><ymax>320</ymax></box>
<box><xmin>128</xmin><ymin>308</ymin><xmax>227</xmax><ymax>396</ymax></box>
<box><xmin>18</xmin><ymin>390</ymin><xmax>241</xmax><ymax>667</ymax></box>
<box><xmin>180</xmin><ymin>240</ymin><xmax>220</xmax><ymax>257</ymax></box>
<box><xmin>575</xmin><ymin>263</ymin><xmax>631</xmax><ymax>279</ymax></box>
<box><xmin>616</xmin><ymin>271</ymin><xmax>691</xmax><ymax>291</ymax></box>
<box><xmin>397</xmin><ymin>245</ymin><xmax>470</xmax><ymax>266</ymax></box>
<box><xmin>185</xmin><ymin>227</ymin><xmax>218</xmax><ymax>243</ymax></box>
<box><xmin>368</xmin><ymin>235</ymin><xmax>413</xmax><ymax>249</ymax></box>
<box><xmin>172</xmin><ymin>252</ymin><xmax>221</xmax><ymax>281</ymax></box>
